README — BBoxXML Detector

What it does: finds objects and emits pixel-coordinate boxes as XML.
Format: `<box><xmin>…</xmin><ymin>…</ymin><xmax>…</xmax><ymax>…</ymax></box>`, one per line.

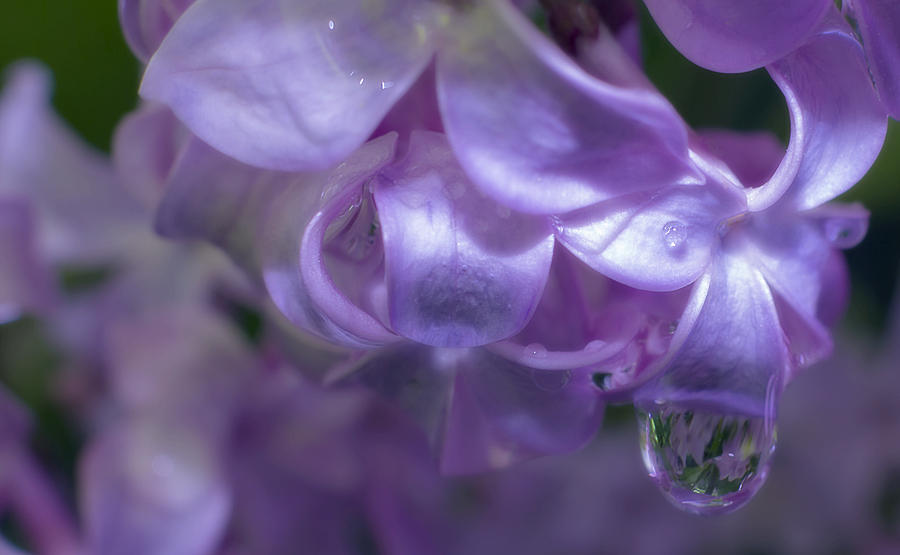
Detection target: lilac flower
<box><xmin>0</xmin><ymin>62</ymin><xmax>143</xmax><ymax>322</ymax></box>
<box><xmin>0</xmin><ymin>386</ymin><xmax>81</xmax><ymax>554</ymax></box>
<box><xmin>435</xmin><ymin>2</ymin><xmax>884</xmax><ymax>400</ymax></box>
<box><xmin>80</xmin><ymin>308</ymin><xmax>452</xmax><ymax>555</ymax></box>
<box><xmin>147</xmin><ymin>118</ymin><xmax>625</xmax><ymax>472</ymax></box>
<box><xmin>432</xmin><ymin>3</ymin><xmax>885</xmax><ymax>511</ymax></box>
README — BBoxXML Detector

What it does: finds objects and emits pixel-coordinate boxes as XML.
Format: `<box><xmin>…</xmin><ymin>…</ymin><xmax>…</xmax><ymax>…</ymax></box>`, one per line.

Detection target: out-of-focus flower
<box><xmin>0</xmin><ymin>386</ymin><xmax>81</xmax><ymax>554</ymax></box>
<box><xmin>0</xmin><ymin>62</ymin><xmax>144</xmax><ymax>322</ymax></box>
<box><xmin>114</xmin><ymin>0</ymin><xmax>886</xmax><ymax>514</ymax></box>
<box><xmin>79</xmin><ymin>308</ymin><xmax>453</xmax><ymax>555</ymax></box>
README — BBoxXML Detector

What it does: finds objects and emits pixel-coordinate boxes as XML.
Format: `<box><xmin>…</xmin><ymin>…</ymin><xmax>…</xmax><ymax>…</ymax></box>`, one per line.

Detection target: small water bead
<box><xmin>531</xmin><ymin>369</ymin><xmax>572</xmax><ymax>392</ymax></box>
<box><xmin>524</xmin><ymin>343</ymin><xmax>548</xmax><ymax>359</ymax></box>
<box><xmin>667</xmin><ymin>320</ymin><xmax>679</xmax><ymax>335</ymax></box>
<box><xmin>638</xmin><ymin>405</ymin><xmax>776</xmax><ymax>515</ymax></box>
<box><xmin>823</xmin><ymin>217</ymin><xmax>867</xmax><ymax>249</ymax></box>
<box><xmin>662</xmin><ymin>220</ymin><xmax>687</xmax><ymax>249</ymax></box>
<box><xmin>584</xmin><ymin>339</ymin><xmax>606</xmax><ymax>352</ymax></box>
<box><xmin>591</xmin><ymin>372</ymin><xmax>612</xmax><ymax>390</ymax></box>
<box><xmin>590</xmin><ymin>363</ymin><xmax>634</xmax><ymax>391</ymax></box>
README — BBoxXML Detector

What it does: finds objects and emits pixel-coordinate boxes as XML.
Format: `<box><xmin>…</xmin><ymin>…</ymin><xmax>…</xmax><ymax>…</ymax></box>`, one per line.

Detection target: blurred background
<box><xmin>1</xmin><ymin>2</ymin><xmax>899</xmax><ymax>554</ymax></box>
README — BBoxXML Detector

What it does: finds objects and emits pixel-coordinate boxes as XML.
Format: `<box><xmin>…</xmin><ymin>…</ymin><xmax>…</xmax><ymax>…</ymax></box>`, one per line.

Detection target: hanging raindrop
<box><xmin>637</xmin><ymin>404</ymin><xmax>776</xmax><ymax>515</ymax></box>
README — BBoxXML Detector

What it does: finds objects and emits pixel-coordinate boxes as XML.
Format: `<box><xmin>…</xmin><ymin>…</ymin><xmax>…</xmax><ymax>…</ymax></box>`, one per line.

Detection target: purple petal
<box><xmin>373</xmin><ymin>132</ymin><xmax>554</xmax><ymax>347</ymax></box>
<box><xmin>156</xmin><ymin>134</ymin><xmax>400</xmax><ymax>348</ymax></box>
<box><xmin>118</xmin><ymin>0</ymin><xmax>195</xmax><ymax>62</ymax></box>
<box><xmin>845</xmin><ymin>0</ymin><xmax>900</xmax><ymax>118</ymax></box>
<box><xmin>0</xmin><ymin>200</ymin><xmax>56</xmax><ymax>322</ymax></box>
<box><xmin>80</xmin><ymin>423</ymin><xmax>231</xmax><ymax>555</ymax></box>
<box><xmin>634</xmin><ymin>251</ymin><xmax>790</xmax><ymax>417</ymax></box>
<box><xmin>141</xmin><ymin>0</ymin><xmax>438</xmax><ymax>171</ymax></box>
<box><xmin>760</xmin><ymin>12</ymin><xmax>887</xmax><ymax>211</ymax></box>
<box><xmin>742</xmin><ymin>203</ymin><xmax>866</xmax><ymax>372</ymax></box>
<box><xmin>437</xmin><ymin>0</ymin><xmax>700</xmax><ymax>215</ymax></box>
<box><xmin>556</xmin><ymin>181</ymin><xmax>745</xmax><ymax>291</ymax></box>
<box><xmin>112</xmin><ymin>103</ymin><xmax>185</xmax><ymax>211</ymax></box>
<box><xmin>441</xmin><ymin>349</ymin><xmax>603</xmax><ymax>475</ymax></box>
<box><xmin>643</xmin><ymin>0</ymin><xmax>830</xmax><ymax>73</ymax></box>
<box><xmin>345</xmin><ymin>345</ymin><xmax>603</xmax><ymax>475</ymax></box>
<box><xmin>343</xmin><ymin>346</ymin><xmax>455</xmax><ymax>450</ymax></box>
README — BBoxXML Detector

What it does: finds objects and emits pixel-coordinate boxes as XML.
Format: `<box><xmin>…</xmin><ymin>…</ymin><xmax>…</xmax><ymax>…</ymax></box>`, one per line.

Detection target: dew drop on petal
<box><xmin>328</xmin><ymin>19</ymin><xmax>335</xmax><ymax>30</ymax></box>
<box><xmin>591</xmin><ymin>372</ymin><xmax>612</xmax><ymax>390</ymax></box>
<box><xmin>531</xmin><ymin>368</ymin><xmax>572</xmax><ymax>392</ymax></box>
<box><xmin>823</xmin><ymin>217</ymin><xmax>866</xmax><ymax>249</ymax></box>
<box><xmin>637</xmin><ymin>405</ymin><xmax>776</xmax><ymax>515</ymax></box>
<box><xmin>585</xmin><ymin>339</ymin><xmax>606</xmax><ymax>352</ymax></box>
<box><xmin>662</xmin><ymin>220</ymin><xmax>687</xmax><ymax>250</ymax></box>
<box><xmin>524</xmin><ymin>343</ymin><xmax>548</xmax><ymax>359</ymax></box>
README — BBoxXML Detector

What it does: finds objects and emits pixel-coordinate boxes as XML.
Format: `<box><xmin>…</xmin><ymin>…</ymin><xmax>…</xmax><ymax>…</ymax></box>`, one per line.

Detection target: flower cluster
<box><xmin>0</xmin><ymin>0</ymin><xmax>897</xmax><ymax>549</ymax></box>
<box><xmin>106</xmin><ymin>0</ymin><xmax>895</xmax><ymax>514</ymax></box>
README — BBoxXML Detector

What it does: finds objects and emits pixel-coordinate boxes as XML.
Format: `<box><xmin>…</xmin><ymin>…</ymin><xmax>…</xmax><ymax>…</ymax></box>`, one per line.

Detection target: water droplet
<box><xmin>662</xmin><ymin>220</ymin><xmax>687</xmax><ymax>249</ymax></box>
<box><xmin>824</xmin><ymin>218</ymin><xmax>866</xmax><ymax>249</ymax></box>
<box><xmin>791</xmin><ymin>352</ymin><xmax>807</xmax><ymax>368</ymax></box>
<box><xmin>592</xmin><ymin>372</ymin><xmax>612</xmax><ymax>390</ymax></box>
<box><xmin>638</xmin><ymin>405</ymin><xmax>776</xmax><ymax>515</ymax></box>
<box><xmin>531</xmin><ymin>369</ymin><xmax>572</xmax><ymax>392</ymax></box>
<box><xmin>358</xmin><ymin>77</ymin><xmax>365</xmax><ymax>86</ymax></box>
<box><xmin>585</xmin><ymin>339</ymin><xmax>606</xmax><ymax>351</ymax></box>
<box><xmin>666</xmin><ymin>320</ymin><xmax>679</xmax><ymax>335</ymax></box>
<box><xmin>380</xmin><ymin>80</ymin><xmax>395</xmax><ymax>90</ymax></box>
<box><xmin>524</xmin><ymin>343</ymin><xmax>548</xmax><ymax>359</ymax></box>
<box><xmin>328</xmin><ymin>19</ymin><xmax>335</xmax><ymax>30</ymax></box>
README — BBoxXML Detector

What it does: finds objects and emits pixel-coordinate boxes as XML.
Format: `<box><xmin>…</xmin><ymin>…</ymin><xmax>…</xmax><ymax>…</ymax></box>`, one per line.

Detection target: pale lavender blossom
<box><xmin>114</xmin><ymin>0</ymin><xmax>888</xmax><ymax>514</ymax></box>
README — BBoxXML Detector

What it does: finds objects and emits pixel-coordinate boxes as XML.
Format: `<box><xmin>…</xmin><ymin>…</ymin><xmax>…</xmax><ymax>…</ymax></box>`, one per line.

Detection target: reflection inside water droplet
<box><xmin>662</xmin><ymin>220</ymin><xmax>687</xmax><ymax>249</ymax></box>
<box><xmin>638</xmin><ymin>405</ymin><xmax>776</xmax><ymax>515</ymax></box>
